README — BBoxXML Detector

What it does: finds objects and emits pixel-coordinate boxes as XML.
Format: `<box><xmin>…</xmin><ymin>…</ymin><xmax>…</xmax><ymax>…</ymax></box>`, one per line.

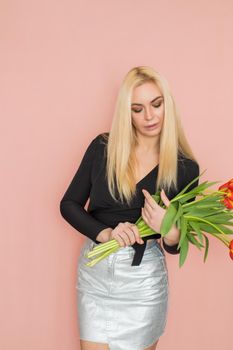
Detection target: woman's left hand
<box><xmin>141</xmin><ymin>188</ymin><xmax>170</xmax><ymax>233</ymax></box>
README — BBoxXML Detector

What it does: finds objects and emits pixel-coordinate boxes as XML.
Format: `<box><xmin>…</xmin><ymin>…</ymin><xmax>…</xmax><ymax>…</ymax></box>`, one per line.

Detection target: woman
<box><xmin>60</xmin><ymin>66</ymin><xmax>200</xmax><ymax>350</ymax></box>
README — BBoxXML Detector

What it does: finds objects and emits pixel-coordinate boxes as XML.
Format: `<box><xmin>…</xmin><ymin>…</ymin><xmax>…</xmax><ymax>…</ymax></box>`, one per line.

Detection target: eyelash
<box><xmin>132</xmin><ymin>103</ymin><xmax>162</xmax><ymax>113</ymax></box>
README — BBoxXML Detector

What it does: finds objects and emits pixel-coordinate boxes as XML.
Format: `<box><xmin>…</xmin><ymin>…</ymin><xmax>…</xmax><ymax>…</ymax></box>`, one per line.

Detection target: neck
<box><xmin>135</xmin><ymin>134</ymin><xmax>160</xmax><ymax>153</ymax></box>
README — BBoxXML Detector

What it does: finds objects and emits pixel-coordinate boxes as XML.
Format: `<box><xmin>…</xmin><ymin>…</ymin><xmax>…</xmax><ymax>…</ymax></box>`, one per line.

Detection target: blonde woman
<box><xmin>60</xmin><ymin>66</ymin><xmax>199</xmax><ymax>350</ymax></box>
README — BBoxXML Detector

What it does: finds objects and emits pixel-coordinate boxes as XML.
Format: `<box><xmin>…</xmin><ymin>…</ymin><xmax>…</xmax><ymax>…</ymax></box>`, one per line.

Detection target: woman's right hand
<box><xmin>110</xmin><ymin>222</ymin><xmax>144</xmax><ymax>247</ymax></box>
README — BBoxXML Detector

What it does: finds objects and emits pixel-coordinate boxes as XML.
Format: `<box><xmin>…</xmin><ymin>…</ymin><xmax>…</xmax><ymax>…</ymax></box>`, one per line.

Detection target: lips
<box><xmin>145</xmin><ymin>123</ymin><xmax>158</xmax><ymax>128</ymax></box>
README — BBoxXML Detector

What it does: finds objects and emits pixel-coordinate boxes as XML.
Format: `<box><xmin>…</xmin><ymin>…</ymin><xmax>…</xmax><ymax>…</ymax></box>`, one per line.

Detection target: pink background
<box><xmin>1</xmin><ymin>1</ymin><xmax>233</xmax><ymax>349</ymax></box>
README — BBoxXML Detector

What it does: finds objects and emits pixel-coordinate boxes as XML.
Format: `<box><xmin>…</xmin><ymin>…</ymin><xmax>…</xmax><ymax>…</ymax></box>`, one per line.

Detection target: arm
<box><xmin>162</xmin><ymin>159</ymin><xmax>200</xmax><ymax>254</ymax></box>
<box><xmin>60</xmin><ymin>134</ymin><xmax>111</xmax><ymax>243</ymax></box>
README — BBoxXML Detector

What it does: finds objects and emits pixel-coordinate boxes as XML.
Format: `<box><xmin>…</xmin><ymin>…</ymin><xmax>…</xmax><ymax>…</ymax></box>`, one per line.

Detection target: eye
<box><xmin>153</xmin><ymin>103</ymin><xmax>162</xmax><ymax>108</ymax></box>
<box><xmin>132</xmin><ymin>109</ymin><xmax>142</xmax><ymax>113</ymax></box>
<box><xmin>132</xmin><ymin>101</ymin><xmax>162</xmax><ymax>113</ymax></box>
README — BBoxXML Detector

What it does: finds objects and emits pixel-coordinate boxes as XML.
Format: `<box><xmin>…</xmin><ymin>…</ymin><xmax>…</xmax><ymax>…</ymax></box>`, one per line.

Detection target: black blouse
<box><xmin>60</xmin><ymin>133</ymin><xmax>200</xmax><ymax>265</ymax></box>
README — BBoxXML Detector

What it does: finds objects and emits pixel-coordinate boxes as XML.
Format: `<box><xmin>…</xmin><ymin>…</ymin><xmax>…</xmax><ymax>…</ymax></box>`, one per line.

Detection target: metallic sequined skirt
<box><xmin>76</xmin><ymin>237</ymin><xmax>169</xmax><ymax>350</ymax></box>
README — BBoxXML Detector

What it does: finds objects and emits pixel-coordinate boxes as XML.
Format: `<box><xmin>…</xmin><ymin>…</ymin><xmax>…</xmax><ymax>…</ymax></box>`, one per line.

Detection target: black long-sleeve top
<box><xmin>60</xmin><ymin>132</ymin><xmax>200</xmax><ymax>265</ymax></box>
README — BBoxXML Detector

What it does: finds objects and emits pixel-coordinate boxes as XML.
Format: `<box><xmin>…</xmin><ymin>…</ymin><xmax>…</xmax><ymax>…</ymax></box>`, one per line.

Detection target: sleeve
<box><xmin>162</xmin><ymin>159</ymin><xmax>200</xmax><ymax>254</ymax></box>
<box><xmin>59</xmin><ymin>134</ymin><xmax>110</xmax><ymax>243</ymax></box>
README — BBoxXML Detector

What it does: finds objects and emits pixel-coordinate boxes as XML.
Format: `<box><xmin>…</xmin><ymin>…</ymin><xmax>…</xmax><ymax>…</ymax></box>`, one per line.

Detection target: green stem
<box><xmin>87</xmin><ymin>240</ymin><xmax>119</xmax><ymax>257</ymax></box>
<box><xmin>204</xmin><ymin>231</ymin><xmax>229</xmax><ymax>247</ymax></box>
<box><xmin>87</xmin><ymin>228</ymin><xmax>159</xmax><ymax>258</ymax></box>
<box><xmin>182</xmin><ymin>196</ymin><xmax>209</xmax><ymax>208</ymax></box>
<box><xmin>184</xmin><ymin>215</ymin><xmax>226</xmax><ymax>235</ymax></box>
<box><xmin>185</xmin><ymin>215</ymin><xmax>231</xmax><ymax>247</ymax></box>
<box><xmin>170</xmin><ymin>190</ymin><xmax>225</xmax><ymax>206</ymax></box>
<box><xmin>86</xmin><ymin>246</ymin><xmax>119</xmax><ymax>267</ymax></box>
<box><xmin>211</xmin><ymin>233</ymin><xmax>231</xmax><ymax>246</ymax></box>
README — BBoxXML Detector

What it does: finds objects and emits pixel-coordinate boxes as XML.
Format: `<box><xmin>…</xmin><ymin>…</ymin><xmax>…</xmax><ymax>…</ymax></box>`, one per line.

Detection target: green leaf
<box><xmin>177</xmin><ymin>217</ymin><xmax>181</xmax><ymax>230</ymax></box>
<box><xmin>178</xmin><ymin>216</ymin><xmax>188</xmax><ymax>249</ymax></box>
<box><xmin>172</xmin><ymin>177</ymin><xmax>222</xmax><ymax>205</ymax></box>
<box><xmin>199</xmin><ymin>223</ymin><xmax>233</xmax><ymax>235</ymax></box>
<box><xmin>184</xmin><ymin>200</ymin><xmax>223</xmax><ymax>210</ymax></box>
<box><xmin>173</xmin><ymin>169</ymin><xmax>206</xmax><ymax>197</ymax></box>
<box><xmin>200</xmin><ymin>213</ymin><xmax>233</xmax><ymax>225</ymax></box>
<box><xmin>220</xmin><ymin>220</ymin><xmax>233</xmax><ymax>226</ymax></box>
<box><xmin>186</xmin><ymin>231</ymin><xmax>205</xmax><ymax>250</ymax></box>
<box><xmin>173</xmin><ymin>201</ymin><xmax>183</xmax><ymax>222</ymax></box>
<box><xmin>189</xmin><ymin>221</ymin><xmax>204</xmax><ymax>245</ymax></box>
<box><xmin>203</xmin><ymin>234</ymin><xmax>209</xmax><ymax>263</ymax></box>
<box><xmin>152</xmin><ymin>191</ymin><xmax>161</xmax><ymax>204</ymax></box>
<box><xmin>183</xmin><ymin>196</ymin><xmax>226</xmax><ymax>211</ymax></box>
<box><xmin>160</xmin><ymin>201</ymin><xmax>179</xmax><ymax>236</ymax></box>
<box><xmin>198</xmin><ymin>224</ymin><xmax>220</xmax><ymax>234</ymax></box>
<box><xmin>179</xmin><ymin>235</ymin><xmax>189</xmax><ymax>268</ymax></box>
<box><xmin>215</xmin><ymin>224</ymin><xmax>233</xmax><ymax>234</ymax></box>
<box><xmin>178</xmin><ymin>188</ymin><xmax>220</xmax><ymax>205</ymax></box>
<box><xmin>183</xmin><ymin>208</ymin><xmax>215</xmax><ymax>217</ymax></box>
<box><xmin>177</xmin><ymin>193</ymin><xmax>199</xmax><ymax>204</ymax></box>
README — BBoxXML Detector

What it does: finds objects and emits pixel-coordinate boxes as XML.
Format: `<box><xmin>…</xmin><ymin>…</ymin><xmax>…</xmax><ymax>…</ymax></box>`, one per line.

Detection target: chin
<box><xmin>144</xmin><ymin>127</ymin><xmax>161</xmax><ymax>135</ymax></box>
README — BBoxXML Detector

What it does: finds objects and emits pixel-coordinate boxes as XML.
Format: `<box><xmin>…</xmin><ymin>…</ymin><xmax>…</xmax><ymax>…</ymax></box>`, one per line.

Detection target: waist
<box><xmin>147</xmin><ymin>238</ymin><xmax>157</xmax><ymax>244</ymax></box>
<box><xmin>110</xmin><ymin>238</ymin><xmax>161</xmax><ymax>257</ymax></box>
<box><xmin>86</xmin><ymin>237</ymin><xmax>161</xmax><ymax>254</ymax></box>
<box><xmin>142</xmin><ymin>238</ymin><xmax>162</xmax><ymax>249</ymax></box>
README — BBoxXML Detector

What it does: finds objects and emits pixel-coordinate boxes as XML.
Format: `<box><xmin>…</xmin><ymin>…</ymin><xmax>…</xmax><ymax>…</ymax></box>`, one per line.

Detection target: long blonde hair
<box><xmin>102</xmin><ymin>66</ymin><xmax>198</xmax><ymax>206</ymax></box>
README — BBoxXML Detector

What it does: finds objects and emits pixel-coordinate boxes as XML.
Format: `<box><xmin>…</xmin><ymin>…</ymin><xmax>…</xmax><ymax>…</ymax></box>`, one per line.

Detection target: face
<box><xmin>131</xmin><ymin>82</ymin><xmax>164</xmax><ymax>138</ymax></box>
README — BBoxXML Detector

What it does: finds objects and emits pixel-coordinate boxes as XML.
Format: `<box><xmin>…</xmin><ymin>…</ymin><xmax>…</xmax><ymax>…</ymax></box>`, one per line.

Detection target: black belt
<box><xmin>94</xmin><ymin>233</ymin><xmax>162</xmax><ymax>266</ymax></box>
<box><xmin>131</xmin><ymin>233</ymin><xmax>161</xmax><ymax>266</ymax></box>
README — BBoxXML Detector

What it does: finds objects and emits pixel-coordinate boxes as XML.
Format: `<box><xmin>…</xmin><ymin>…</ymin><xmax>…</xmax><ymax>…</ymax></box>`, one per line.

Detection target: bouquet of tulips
<box><xmin>85</xmin><ymin>170</ymin><xmax>233</xmax><ymax>268</ymax></box>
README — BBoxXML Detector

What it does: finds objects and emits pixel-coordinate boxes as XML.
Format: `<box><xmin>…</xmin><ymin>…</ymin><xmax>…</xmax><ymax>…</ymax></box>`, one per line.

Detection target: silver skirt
<box><xmin>76</xmin><ymin>237</ymin><xmax>169</xmax><ymax>350</ymax></box>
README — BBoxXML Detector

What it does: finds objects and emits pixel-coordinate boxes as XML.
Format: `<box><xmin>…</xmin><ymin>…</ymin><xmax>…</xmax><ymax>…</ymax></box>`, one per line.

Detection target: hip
<box><xmin>77</xmin><ymin>237</ymin><xmax>168</xmax><ymax>296</ymax></box>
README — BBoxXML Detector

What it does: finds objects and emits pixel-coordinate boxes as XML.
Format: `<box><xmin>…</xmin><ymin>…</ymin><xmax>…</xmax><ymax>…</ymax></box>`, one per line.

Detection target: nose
<box><xmin>144</xmin><ymin>106</ymin><xmax>155</xmax><ymax>120</ymax></box>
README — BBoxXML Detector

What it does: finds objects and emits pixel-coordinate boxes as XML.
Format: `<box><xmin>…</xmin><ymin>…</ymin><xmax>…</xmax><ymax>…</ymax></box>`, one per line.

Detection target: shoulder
<box><xmin>90</xmin><ymin>132</ymin><xmax>109</xmax><ymax>148</ymax></box>
<box><xmin>85</xmin><ymin>132</ymin><xmax>109</xmax><ymax>157</ymax></box>
<box><xmin>94</xmin><ymin>132</ymin><xmax>109</xmax><ymax>144</ymax></box>
<box><xmin>178</xmin><ymin>153</ymin><xmax>199</xmax><ymax>174</ymax></box>
<box><xmin>177</xmin><ymin>154</ymin><xmax>200</xmax><ymax>191</ymax></box>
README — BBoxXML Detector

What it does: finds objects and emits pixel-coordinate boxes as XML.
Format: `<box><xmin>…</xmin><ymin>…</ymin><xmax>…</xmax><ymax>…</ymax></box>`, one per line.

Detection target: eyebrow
<box><xmin>131</xmin><ymin>96</ymin><xmax>163</xmax><ymax>106</ymax></box>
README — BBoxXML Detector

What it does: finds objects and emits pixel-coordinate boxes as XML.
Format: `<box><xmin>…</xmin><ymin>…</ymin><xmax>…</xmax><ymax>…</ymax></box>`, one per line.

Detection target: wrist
<box><xmin>163</xmin><ymin>236</ymin><xmax>179</xmax><ymax>246</ymax></box>
<box><xmin>96</xmin><ymin>228</ymin><xmax>112</xmax><ymax>243</ymax></box>
<box><xmin>163</xmin><ymin>224</ymin><xmax>180</xmax><ymax>246</ymax></box>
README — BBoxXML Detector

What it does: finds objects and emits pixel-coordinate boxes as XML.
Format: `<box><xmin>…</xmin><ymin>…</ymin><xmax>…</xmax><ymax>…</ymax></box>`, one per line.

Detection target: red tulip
<box><xmin>219</xmin><ymin>179</ymin><xmax>233</xmax><ymax>193</ymax></box>
<box><xmin>218</xmin><ymin>179</ymin><xmax>233</xmax><ymax>209</ymax></box>
<box><xmin>227</xmin><ymin>179</ymin><xmax>233</xmax><ymax>191</ymax></box>
<box><xmin>229</xmin><ymin>240</ymin><xmax>233</xmax><ymax>260</ymax></box>
<box><xmin>219</xmin><ymin>181</ymin><xmax>229</xmax><ymax>190</ymax></box>
<box><xmin>222</xmin><ymin>197</ymin><xmax>233</xmax><ymax>210</ymax></box>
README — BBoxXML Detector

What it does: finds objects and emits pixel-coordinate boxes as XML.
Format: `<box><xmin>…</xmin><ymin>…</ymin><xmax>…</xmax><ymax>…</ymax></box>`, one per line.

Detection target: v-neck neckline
<box><xmin>136</xmin><ymin>163</ymin><xmax>159</xmax><ymax>186</ymax></box>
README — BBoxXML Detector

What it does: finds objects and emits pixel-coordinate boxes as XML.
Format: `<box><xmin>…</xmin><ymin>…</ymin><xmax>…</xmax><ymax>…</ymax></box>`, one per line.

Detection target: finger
<box><xmin>112</xmin><ymin>232</ymin><xmax>126</xmax><ymax>247</ymax></box>
<box><xmin>124</xmin><ymin>222</ymin><xmax>143</xmax><ymax>245</ymax></box>
<box><xmin>111</xmin><ymin>224</ymin><xmax>126</xmax><ymax>246</ymax></box>
<box><xmin>116</xmin><ymin>223</ymin><xmax>132</xmax><ymax>246</ymax></box>
<box><xmin>143</xmin><ymin>200</ymin><xmax>154</xmax><ymax>219</ymax></box>
<box><xmin>141</xmin><ymin>206</ymin><xmax>149</xmax><ymax>223</ymax></box>
<box><xmin>142</xmin><ymin>189</ymin><xmax>157</xmax><ymax>210</ymax></box>
<box><xmin>161</xmin><ymin>189</ymin><xmax>170</xmax><ymax>207</ymax></box>
<box><xmin>130</xmin><ymin>225</ymin><xmax>144</xmax><ymax>244</ymax></box>
<box><xmin>121</xmin><ymin>226</ymin><xmax>136</xmax><ymax>246</ymax></box>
